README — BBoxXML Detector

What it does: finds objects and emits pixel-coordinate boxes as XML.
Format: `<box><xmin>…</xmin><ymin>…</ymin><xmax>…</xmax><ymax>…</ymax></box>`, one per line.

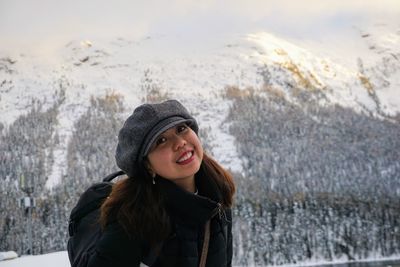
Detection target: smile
<box><xmin>176</xmin><ymin>151</ymin><xmax>194</xmax><ymax>164</ymax></box>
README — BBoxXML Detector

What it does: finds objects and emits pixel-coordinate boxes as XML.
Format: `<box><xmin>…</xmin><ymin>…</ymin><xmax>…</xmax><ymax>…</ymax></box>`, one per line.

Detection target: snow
<box><xmin>45</xmin><ymin>100</ymin><xmax>83</xmax><ymax>189</ymax></box>
<box><xmin>1</xmin><ymin>34</ymin><xmax>260</xmax><ymax>189</ymax></box>
<box><xmin>244</xmin><ymin>31</ymin><xmax>387</xmax><ymax>114</ymax></box>
<box><xmin>0</xmin><ymin>251</ymin><xmax>69</xmax><ymax>267</ymax></box>
<box><xmin>1</xmin><ymin>251</ymin><xmax>399</xmax><ymax>267</ymax></box>
<box><xmin>0</xmin><ymin>252</ymin><xmax>18</xmax><ymax>261</ymax></box>
<box><xmin>1</xmin><ymin>24</ymin><xmax>399</xmax><ymax>189</ymax></box>
<box><xmin>193</xmin><ymin>98</ymin><xmax>244</xmax><ymax>174</ymax></box>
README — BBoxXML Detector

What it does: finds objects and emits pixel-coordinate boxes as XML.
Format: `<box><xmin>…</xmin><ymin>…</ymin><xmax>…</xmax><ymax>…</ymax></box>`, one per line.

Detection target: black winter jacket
<box><xmin>87</xmin><ymin>174</ymin><xmax>233</xmax><ymax>267</ymax></box>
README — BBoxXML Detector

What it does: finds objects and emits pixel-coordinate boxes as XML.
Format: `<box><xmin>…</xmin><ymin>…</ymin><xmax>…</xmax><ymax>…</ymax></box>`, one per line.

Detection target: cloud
<box><xmin>0</xmin><ymin>0</ymin><xmax>398</xmax><ymax>47</ymax></box>
<box><xmin>221</xmin><ymin>0</ymin><xmax>399</xmax><ymax>18</ymax></box>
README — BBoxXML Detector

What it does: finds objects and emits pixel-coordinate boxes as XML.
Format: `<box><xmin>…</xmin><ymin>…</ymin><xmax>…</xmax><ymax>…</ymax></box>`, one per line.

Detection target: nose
<box><xmin>172</xmin><ymin>134</ymin><xmax>186</xmax><ymax>151</ymax></box>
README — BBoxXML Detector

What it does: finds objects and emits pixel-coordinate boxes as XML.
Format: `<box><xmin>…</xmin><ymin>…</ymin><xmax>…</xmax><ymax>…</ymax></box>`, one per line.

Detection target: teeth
<box><xmin>177</xmin><ymin>151</ymin><xmax>193</xmax><ymax>162</ymax></box>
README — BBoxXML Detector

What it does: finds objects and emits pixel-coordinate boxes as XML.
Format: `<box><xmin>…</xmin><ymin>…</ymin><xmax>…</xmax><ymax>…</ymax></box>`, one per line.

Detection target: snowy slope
<box><xmin>0</xmin><ymin>24</ymin><xmax>399</xmax><ymax>188</ymax></box>
<box><xmin>245</xmin><ymin>28</ymin><xmax>400</xmax><ymax>116</ymax></box>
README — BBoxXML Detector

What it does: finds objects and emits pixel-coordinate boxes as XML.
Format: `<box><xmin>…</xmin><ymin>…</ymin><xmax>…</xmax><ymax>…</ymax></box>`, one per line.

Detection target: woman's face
<box><xmin>147</xmin><ymin>123</ymin><xmax>203</xmax><ymax>183</ymax></box>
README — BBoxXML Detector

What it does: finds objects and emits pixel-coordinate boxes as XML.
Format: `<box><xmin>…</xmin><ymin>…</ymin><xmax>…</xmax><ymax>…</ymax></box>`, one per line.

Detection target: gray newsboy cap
<box><xmin>115</xmin><ymin>99</ymin><xmax>198</xmax><ymax>178</ymax></box>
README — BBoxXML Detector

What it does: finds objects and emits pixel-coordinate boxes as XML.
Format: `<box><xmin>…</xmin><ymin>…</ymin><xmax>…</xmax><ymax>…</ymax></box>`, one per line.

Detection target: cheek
<box><xmin>192</xmin><ymin>135</ymin><xmax>204</xmax><ymax>157</ymax></box>
<box><xmin>148</xmin><ymin>151</ymin><xmax>171</xmax><ymax>170</ymax></box>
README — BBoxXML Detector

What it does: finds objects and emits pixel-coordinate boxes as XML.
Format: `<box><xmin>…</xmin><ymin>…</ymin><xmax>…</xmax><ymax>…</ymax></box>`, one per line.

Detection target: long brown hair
<box><xmin>100</xmin><ymin>152</ymin><xmax>235</xmax><ymax>245</ymax></box>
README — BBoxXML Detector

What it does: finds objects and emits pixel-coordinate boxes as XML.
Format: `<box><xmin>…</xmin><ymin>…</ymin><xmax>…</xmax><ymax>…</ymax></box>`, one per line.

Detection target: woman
<box><xmin>88</xmin><ymin>99</ymin><xmax>235</xmax><ymax>267</ymax></box>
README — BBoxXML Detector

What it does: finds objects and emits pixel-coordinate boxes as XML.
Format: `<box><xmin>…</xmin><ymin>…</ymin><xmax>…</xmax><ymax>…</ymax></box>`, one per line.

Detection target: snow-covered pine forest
<box><xmin>1</xmin><ymin>24</ymin><xmax>400</xmax><ymax>266</ymax></box>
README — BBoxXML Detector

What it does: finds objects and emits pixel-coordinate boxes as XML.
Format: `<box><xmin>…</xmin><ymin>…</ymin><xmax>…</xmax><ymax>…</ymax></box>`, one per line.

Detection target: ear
<box><xmin>144</xmin><ymin>160</ymin><xmax>156</xmax><ymax>177</ymax></box>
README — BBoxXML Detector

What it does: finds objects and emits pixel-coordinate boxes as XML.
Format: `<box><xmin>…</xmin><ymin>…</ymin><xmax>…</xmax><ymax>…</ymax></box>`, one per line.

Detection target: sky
<box><xmin>0</xmin><ymin>0</ymin><xmax>399</xmax><ymax>52</ymax></box>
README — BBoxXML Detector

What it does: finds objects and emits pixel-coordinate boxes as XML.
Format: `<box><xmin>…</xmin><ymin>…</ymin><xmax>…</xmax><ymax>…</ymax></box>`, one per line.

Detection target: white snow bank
<box><xmin>0</xmin><ymin>251</ymin><xmax>18</xmax><ymax>261</ymax></box>
<box><xmin>1</xmin><ymin>250</ymin><xmax>399</xmax><ymax>267</ymax></box>
<box><xmin>0</xmin><ymin>251</ymin><xmax>69</xmax><ymax>267</ymax></box>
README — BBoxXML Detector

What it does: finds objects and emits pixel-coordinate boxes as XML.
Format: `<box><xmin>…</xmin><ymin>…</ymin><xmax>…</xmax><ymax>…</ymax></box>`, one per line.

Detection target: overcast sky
<box><xmin>0</xmin><ymin>0</ymin><xmax>399</xmax><ymax>50</ymax></box>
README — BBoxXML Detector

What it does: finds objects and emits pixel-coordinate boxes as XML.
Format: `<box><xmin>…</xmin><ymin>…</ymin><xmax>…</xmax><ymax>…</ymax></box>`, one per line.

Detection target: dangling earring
<box><xmin>152</xmin><ymin>172</ymin><xmax>156</xmax><ymax>185</ymax></box>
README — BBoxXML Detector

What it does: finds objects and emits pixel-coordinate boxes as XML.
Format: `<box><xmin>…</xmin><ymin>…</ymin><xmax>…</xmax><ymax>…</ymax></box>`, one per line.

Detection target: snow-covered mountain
<box><xmin>1</xmin><ymin>24</ymin><xmax>399</xmax><ymax>188</ymax></box>
<box><xmin>1</xmin><ymin>24</ymin><xmax>400</xmax><ymax>265</ymax></box>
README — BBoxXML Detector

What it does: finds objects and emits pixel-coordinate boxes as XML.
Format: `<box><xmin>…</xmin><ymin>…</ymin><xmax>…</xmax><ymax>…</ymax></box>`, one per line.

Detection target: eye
<box><xmin>155</xmin><ymin>136</ymin><xmax>167</xmax><ymax>146</ymax></box>
<box><xmin>177</xmin><ymin>124</ymin><xmax>188</xmax><ymax>133</ymax></box>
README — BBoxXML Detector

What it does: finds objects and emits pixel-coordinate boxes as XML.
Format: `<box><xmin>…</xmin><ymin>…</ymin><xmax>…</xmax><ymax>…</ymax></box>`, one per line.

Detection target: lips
<box><xmin>176</xmin><ymin>151</ymin><xmax>194</xmax><ymax>164</ymax></box>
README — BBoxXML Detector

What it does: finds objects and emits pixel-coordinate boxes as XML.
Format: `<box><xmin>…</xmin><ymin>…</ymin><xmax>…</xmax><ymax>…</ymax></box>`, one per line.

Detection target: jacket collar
<box><xmin>157</xmin><ymin>171</ymin><xmax>222</xmax><ymax>225</ymax></box>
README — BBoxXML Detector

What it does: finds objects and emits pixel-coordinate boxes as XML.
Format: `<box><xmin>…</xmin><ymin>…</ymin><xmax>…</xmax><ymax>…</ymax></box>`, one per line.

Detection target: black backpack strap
<box><xmin>103</xmin><ymin>170</ymin><xmax>125</xmax><ymax>182</ymax></box>
<box><xmin>216</xmin><ymin>207</ymin><xmax>231</xmax><ymax>246</ymax></box>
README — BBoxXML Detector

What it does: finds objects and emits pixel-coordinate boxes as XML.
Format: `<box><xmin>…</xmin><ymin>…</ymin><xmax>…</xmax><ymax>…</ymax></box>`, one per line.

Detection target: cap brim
<box><xmin>140</xmin><ymin>116</ymin><xmax>196</xmax><ymax>158</ymax></box>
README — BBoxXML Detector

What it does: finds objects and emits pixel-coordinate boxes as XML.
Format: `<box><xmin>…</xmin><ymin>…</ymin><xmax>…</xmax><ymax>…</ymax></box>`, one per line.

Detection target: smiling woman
<box><xmin>85</xmin><ymin>99</ymin><xmax>235</xmax><ymax>267</ymax></box>
<box><xmin>146</xmin><ymin>123</ymin><xmax>204</xmax><ymax>192</ymax></box>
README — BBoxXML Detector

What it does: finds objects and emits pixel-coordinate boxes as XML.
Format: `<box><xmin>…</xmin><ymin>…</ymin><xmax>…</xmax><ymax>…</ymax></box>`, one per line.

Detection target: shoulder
<box><xmin>98</xmin><ymin>222</ymin><xmax>143</xmax><ymax>255</ymax></box>
<box><xmin>87</xmin><ymin>222</ymin><xmax>143</xmax><ymax>267</ymax></box>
